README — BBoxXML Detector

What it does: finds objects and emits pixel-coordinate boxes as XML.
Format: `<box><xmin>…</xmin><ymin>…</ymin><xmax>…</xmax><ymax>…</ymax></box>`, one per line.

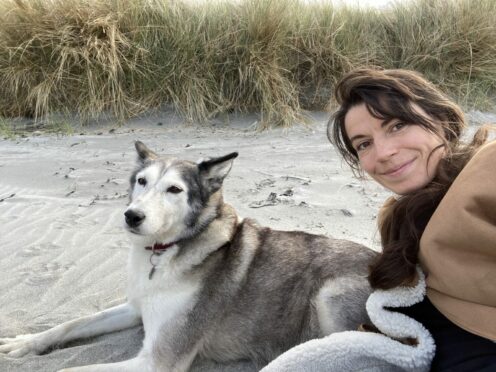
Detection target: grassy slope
<box><xmin>0</xmin><ymin>0</ymin><xmax>495</xmax><ymax>127</ymax></box>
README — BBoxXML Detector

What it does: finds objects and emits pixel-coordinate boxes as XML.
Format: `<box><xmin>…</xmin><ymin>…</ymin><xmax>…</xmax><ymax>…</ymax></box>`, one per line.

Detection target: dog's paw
<box><xmin>0</xmin><ymin>334</ymin><xmax>44</xmax><ymax>357</ymax></box>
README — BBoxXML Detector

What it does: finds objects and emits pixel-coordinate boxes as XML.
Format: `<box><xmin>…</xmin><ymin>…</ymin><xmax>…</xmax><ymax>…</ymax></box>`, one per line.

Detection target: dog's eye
<box><xmin>167</xmin><ymin>186</ymin><xmax>183</xmax><ymax>194</ymax></box>
<box><xmin>137</xmin><ymin>177</ymin><xmax>147</xmax><ymax>186</ymax></box>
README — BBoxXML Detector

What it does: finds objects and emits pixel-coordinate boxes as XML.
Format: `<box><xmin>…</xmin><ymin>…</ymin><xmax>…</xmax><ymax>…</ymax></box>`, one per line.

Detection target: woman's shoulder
<box><xmin>457</xmin><ymin>139</ymin><xmax>496</xmax><ymax>182</ymax></box>
<box><xmin>430</xmin><ymin>139</ymin><xmax>496</xmax><ymax>222</ymax></box>
<box><xmin>472</xmin><ymin>139</ymin><xmax>496</xmax><ymax>157</ymax></box>
<box><xmin>420</xmin><ymin>138</ymin><xmax>496</xmax><ymax>239</ymax></box>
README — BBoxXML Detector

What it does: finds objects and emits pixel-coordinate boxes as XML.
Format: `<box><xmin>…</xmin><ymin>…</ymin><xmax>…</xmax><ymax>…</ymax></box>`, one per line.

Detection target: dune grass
<box><xmin>0</xmin><ymin>0</ymin><xmax>495</xmax><ymax>128</ymax></box>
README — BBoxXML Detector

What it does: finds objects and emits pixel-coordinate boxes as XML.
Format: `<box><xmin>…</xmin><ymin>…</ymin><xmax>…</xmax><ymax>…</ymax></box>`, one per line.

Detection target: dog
<box><xmin>0</xmin><ymin>141</ymin><xmax>377</xmax><ymax>371</ymax></box>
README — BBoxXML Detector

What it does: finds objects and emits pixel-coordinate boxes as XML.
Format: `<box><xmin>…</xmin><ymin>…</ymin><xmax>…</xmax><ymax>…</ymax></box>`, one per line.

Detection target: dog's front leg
<box><xmin>147</xmin><ymin>318</ymin><xmax>205</xmax><ymax>372</ymax></box>
<box><xmin>0</xmin><ymin>303</ymin><xmax>141</xmax><ymax>357</ymax></box>
<box><xmin>151</xmin><ymin>344</ymin><xmax>199</xmax><ymax>372</ymax></box>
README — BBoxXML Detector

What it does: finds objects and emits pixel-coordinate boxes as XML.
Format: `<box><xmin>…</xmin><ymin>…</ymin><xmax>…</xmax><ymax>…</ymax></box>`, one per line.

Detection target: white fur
<box><xmin>0</xmin><ymin>303</ymin><xmax>141</xmax><ymax>360</ymax></box>
<box><xmin>129</xmin><ymin>167</ymin><xmax>190</xmax><ymax>242</ymax></box>
<box><xmin>314</xmin><ymin>279</ymin><xmax>343</xmax><ymax>335</ymax></box>
<box><xmin>132</xmin><ymin>163</ymin><xmax>162</xmax><ymax>200</ymax></box>
<box><xmin>127</xmin><ymin>244</ymin><xmax>201</xmax><ymax>351</ymax></box>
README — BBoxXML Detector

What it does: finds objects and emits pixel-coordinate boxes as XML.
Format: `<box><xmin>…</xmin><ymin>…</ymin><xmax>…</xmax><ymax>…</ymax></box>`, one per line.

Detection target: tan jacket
<box><xmin>419</xmin><ymin>140</ymin><xmax>496</xmax><ymax>341</ymax></box>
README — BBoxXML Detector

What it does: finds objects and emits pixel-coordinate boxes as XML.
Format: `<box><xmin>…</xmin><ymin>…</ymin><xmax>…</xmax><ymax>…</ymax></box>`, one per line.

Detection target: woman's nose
<box><xmin>375</xmin><ymin>137</ymin><xmax>399</xmax><ymax>161</ymax></box>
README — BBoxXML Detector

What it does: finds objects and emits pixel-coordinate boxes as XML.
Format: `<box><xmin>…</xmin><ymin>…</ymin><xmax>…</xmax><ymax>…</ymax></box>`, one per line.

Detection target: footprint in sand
<box><xmin>20</xmin><ymin>261</ymin><xmax>73</xmax><ymax>286</ymax></box>
<box><xmin>16</xmin><ymin>243</ymin><xmax>62</xmax><ymax>258</ymax></box>
<box><xmin>16</xmin><ymin>245</ymin><xmax>43</xmax><ymax>258</ymax></box>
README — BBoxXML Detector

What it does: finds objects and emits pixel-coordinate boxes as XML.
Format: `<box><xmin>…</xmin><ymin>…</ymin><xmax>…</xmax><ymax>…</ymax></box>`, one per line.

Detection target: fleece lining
<box><xmin>260</xmin><ymin>267</ymin><xmax>435</xmax><ymax>372</ymax></box>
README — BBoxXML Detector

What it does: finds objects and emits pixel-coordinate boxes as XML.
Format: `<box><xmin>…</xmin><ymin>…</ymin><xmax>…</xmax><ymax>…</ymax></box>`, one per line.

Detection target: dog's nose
<box><xmin>125</xmin><ymin>209</ymin><xmax>146</xmax><ymax>228</ymax></box>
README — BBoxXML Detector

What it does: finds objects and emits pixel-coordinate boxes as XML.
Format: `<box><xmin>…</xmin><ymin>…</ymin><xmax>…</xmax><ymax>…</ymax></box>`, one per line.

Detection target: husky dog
<box><xmin>0</xmin><ymin>141</ymin><xmax>377</xmax><ymax>371</ymax></box>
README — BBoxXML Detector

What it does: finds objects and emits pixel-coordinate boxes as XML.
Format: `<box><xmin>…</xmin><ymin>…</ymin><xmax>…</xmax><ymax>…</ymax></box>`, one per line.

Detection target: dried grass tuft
<box><xmin>0</xmin><ymin>0</ymin><xmax>494</xmax><ymax>127</ymax></box>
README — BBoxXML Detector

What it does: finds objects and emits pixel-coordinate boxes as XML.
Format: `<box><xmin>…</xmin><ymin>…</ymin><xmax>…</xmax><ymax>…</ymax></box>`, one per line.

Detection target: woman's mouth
<box><xmin>382</xmin><ymin>158</ymin><xmax>416</xmax><ymax>177</ymax></box>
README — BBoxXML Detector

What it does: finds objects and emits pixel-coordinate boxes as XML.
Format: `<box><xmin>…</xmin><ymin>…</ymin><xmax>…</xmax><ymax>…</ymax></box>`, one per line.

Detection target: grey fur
<box><xmin>128</xmin><ymin>143</ymin><xmax>377</xmax><ymax>371</ymax></box>
<box><xmin>135</xmin><ymin>140</ymin><xmax>158</xmax><ymax>163</ymax></box>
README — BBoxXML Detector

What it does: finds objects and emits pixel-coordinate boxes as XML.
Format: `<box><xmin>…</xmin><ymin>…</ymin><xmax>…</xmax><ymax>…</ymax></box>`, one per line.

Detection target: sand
<box><xmin>0</xmin><ymin>108</ymin><xmax>492</xmax><ymax>371</ymax></box>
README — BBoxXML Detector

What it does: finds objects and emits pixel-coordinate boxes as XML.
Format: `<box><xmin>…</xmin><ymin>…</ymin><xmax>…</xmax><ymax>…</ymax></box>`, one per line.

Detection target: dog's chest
<box><xmin>127</xmin><ymin>250</ymin><xmax>201</xmax><ymax>344</ymax></box>
<box><xmin>138</xmin><ymin>282</ymin><xmax>199</xmax><ymax>348</ymax></box>
<box><xmin>128</xmin><ymin>248</ymin><xmax>182</xmax><ymax>293</ymax></box>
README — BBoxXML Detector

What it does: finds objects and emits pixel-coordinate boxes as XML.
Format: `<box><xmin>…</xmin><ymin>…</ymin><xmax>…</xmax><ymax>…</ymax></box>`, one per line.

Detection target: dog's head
<box><xmin>124</xmin><ymin>141</ymin><xmax>238</xmax><ymax>245</ymax></box>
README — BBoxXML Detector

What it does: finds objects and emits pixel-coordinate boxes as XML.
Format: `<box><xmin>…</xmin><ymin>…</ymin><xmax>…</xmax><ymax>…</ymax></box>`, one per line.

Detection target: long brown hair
<box><xmin>328</xmin><ymin>68</ymin><xmax>492</xmax><ymax>289</ymax></box>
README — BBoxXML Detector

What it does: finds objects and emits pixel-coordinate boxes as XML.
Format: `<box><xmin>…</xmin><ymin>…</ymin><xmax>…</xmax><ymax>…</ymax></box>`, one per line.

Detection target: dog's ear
<box><xmin>135</xmin><ymin>141</ymin><xmax>158</xmax><ymax>163</ymax></box>
<box><xmin>198</xmin><ymin>152</ymin><xmax>238</xmax><ymax>194</ymax></box>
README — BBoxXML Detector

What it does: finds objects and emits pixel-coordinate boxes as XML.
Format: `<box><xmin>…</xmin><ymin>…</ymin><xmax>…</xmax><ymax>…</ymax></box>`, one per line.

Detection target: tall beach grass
<box><xmin>0</xmin><ymin>0</ymin><xmax>495</xmax><ymax>127</ymax></box>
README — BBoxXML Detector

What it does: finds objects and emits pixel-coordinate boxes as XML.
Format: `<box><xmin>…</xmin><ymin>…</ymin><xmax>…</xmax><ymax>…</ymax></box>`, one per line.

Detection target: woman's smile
<box><xmin>381</xmin><ymin>158</ymin><xmax>416</xmax><ymax>177</ymax></box>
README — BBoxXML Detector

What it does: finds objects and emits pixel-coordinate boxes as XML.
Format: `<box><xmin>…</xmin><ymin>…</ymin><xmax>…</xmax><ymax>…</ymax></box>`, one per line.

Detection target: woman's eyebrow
<box><xmin>381</xmin><ymin>118</ymin><xmax>395</xmax><ymax>127</ymax></box>
<box><xmin>349</xmin><ymin>133</ymin><xmax>367</xmax><ymax>143</ymax></box>
<box><xmin>349</xmin><ymin>119</ymin><xmax>396</xmax><ymax>143</ymax></box>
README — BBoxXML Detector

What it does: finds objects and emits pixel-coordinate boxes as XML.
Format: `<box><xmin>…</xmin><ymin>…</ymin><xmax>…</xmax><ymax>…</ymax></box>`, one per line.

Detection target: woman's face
<box><xmin>344</xmin><ymin>103</ymin><xmax>445</xmax><ymax>195</ymax></box>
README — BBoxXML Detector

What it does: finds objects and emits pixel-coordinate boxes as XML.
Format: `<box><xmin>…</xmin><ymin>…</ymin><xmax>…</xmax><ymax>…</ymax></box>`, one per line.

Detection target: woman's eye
<box><xmin>137</xmin><ymin>177</ymin><xmax>147</xmax><ymax>186</ymax></box>
<box><xmin>391</xmin><ymin>122</ymin><xmax>407</xmax><ymax>131</ymax></box>
<box><xmin>167</xmin><ymin>186</ymin><xmax>183</xmax><ymax>194</ymax></box>
<box><xmin>356</xmin><ymin>141</ymin><xmax>371</xmax><ymax>152</ymax></box>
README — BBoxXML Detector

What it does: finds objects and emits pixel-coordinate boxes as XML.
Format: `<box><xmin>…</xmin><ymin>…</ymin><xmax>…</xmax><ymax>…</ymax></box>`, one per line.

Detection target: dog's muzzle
<box><xmin>125</xmin><ymin>209</ymin><xmax>146</xmax><ymax>228</ymax></box>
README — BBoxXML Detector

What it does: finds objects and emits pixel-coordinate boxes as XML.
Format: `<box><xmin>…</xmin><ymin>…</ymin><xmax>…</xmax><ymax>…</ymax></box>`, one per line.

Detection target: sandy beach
<box><xmin>0</xmin><ymin>108</ymin><xmax>492</xmax><ymax>371</ymax></box>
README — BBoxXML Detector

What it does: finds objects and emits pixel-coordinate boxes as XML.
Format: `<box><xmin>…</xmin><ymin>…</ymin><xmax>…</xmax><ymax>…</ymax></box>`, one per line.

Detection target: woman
<box><xmin>329</xmin><ymin>68</ymin><xmax>496</xmax><ymax>371</ymax></box>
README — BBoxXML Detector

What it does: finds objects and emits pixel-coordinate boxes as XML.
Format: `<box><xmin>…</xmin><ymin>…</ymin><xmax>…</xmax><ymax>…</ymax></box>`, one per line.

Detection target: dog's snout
<box><xmin>125</xmin><ymin>209</ymin><xmax>146</xmax><ymax>228</ymax></box>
